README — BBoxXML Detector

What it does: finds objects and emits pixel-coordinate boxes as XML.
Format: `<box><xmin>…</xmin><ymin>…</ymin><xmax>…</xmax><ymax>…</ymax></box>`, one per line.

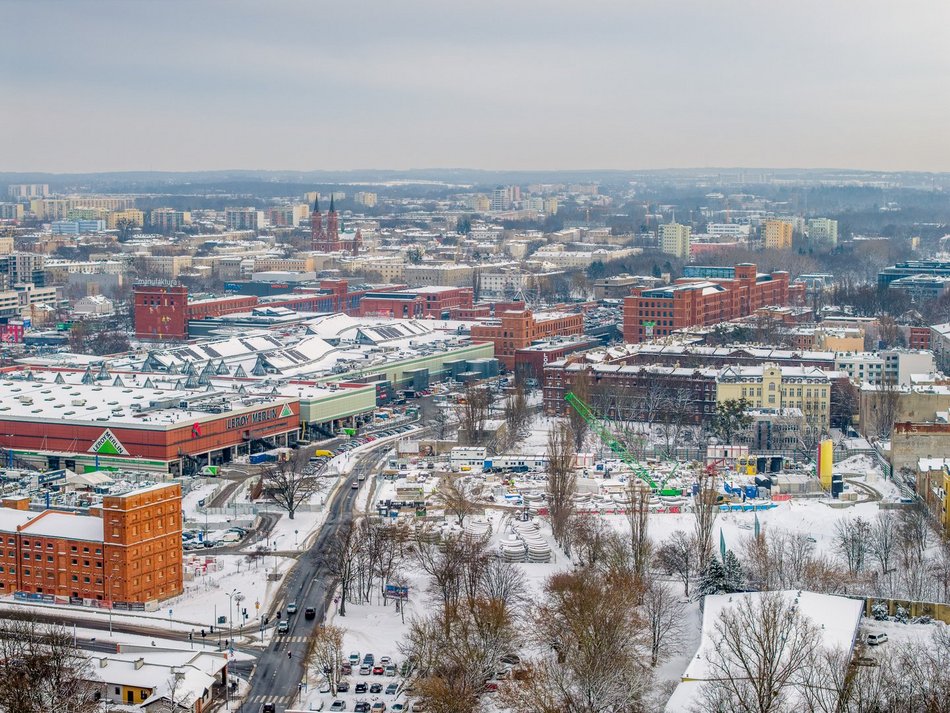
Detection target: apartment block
<box><xmin>808</xmin><ymin>218</ymin><xmax>838</xmax><ymax>247</ymax></box>
<box><xmin>763</xmin><ymin>220</ymin><xmax>793</xmax><ymax>250</ymax></box>
<box><xmin>660</xmin><ymin>222</ymin><xmax>691</xmax><ymax>259</ymax></box>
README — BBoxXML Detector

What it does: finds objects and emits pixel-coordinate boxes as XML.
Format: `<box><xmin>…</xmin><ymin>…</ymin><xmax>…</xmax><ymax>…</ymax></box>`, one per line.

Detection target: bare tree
<box><xmin>0</xmin><ymin>617</ymin><xmax>98</xmax><ymax>712</ymax></box>
<box><xmin>261</xmin><ymin>450</ymin><xmax>323</xmax><ymax>520</ymax></box>
<box><xmin>641</xmin><ymin>578</ymin><xmax>685</xmax><ymax>667</ymax></box>
<box><xmin>626</xmin><ymin>484</ymin><xmax>652</xmax><ymax>583</ymax></box>
<box><xmin>432</xmin><ymin>403</ymin><xmax>450</xmax><ymax>440</ymax></box>
<box><xmin>434</xmin><ymin>472</ymin><xmax>479</xmax><ymax>526</ymax></box>
<box><xmin>693</xmin><ymin>467</ymin><xmax>719</xmax><ymax>562</ymax></box>
<box><xmin>545</xmin><ymin>421</ymin><xmax>577</xmax><ymax>555</ymax></box>
<box><xmin>501</xmin><ymin>570</ymin><xmax>650</xmax><ymax>712</ymax></box>
<box><xmin>321</xmin><ymin>519</ymin><xmax>359</xmax><ymax>616</ymax></box>
<box><xmin>565</xmin><ymin>369</ymin><xmax>591</xmax><ymax>450</ymax></box>
<box><xmin>455</xmin><ymin>383</ymin><xmax>491</xmax><ymax>446</ymax></box>
<box><xmin>503</xmin><ymin>383</ymin><xmax>531</xmax><ymax>445</ymax></box>
<box><xmin>869</xmin><ymin>511</ymin><xmax>898</xmax><ymax>581</ymax></box>
<box><xmin>654</xmin><ymin>530</ymin><xmax>697</xmax><ymax>597</ymax></box>
<box><xmin>308</xmin><ymin>624</ymin><xmax>347</xmax><ymax>698</ymax></box>
<box><xmin>833</xmin><ymin>517</ymin><xmax>870</xmax><ymax>575</ymax></box>
<box><xmin>698</xmin><ymin>592</ymin><xmax>822</xmax><ymax>713</ymax></box>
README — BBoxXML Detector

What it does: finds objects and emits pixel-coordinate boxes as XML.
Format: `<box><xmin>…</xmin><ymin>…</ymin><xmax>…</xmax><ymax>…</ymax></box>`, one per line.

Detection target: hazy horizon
<box><xmin>4</xmin><ymin>0</ymin><xmax>949</xmax><ymax>173</ymax></box>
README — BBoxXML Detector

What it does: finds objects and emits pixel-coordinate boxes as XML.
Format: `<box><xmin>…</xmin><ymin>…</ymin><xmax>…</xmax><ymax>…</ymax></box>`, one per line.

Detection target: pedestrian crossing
<box><xmin>247</xmin><ymin>693</ymin><xmax>289</xmax><ymax>705</ymax></box>
<box><xmin>284</xmin><ymin>635</ymin><xmax>310</xmax><ymax>643</ymax></box>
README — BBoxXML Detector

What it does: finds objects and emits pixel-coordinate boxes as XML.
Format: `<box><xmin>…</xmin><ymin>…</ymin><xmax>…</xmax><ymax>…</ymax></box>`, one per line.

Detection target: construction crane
<box><xmin>564</xmin><ymin>391</ymin><xmax>682</xmax><ymax>496</ymax></box>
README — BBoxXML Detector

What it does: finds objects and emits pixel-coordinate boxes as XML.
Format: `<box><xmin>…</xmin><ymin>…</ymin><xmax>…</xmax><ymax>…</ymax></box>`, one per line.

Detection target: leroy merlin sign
<box><xmin>225</xmin><ymin>403</ymin><xmax>294</xmax><ymax>431</ymax></box>
<box><xmin>88</xmin><ymin>429</ymin><xmax>129</xmax><ymax>456</ymax></box>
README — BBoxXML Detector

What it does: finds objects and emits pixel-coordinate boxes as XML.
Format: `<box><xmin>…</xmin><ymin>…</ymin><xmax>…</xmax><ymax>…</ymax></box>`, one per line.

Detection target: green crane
<box><xmin>564</xmin><ymin>391</ymin><xmax>683</xmax><ymax>496</ymax></box>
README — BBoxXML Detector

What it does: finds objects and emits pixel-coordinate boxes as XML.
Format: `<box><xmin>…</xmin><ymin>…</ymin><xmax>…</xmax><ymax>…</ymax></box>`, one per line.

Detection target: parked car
<box><xmin>369</xmin><ymin>683</ymin><xmax>383</xmax><ymax>694</ymax></box>
<box><xmin>305</xmin><ymin>606</ymin><xmax>316</xmax><ymax>620</ymax></box>
<box><xmin>379</xmin><ymin>656</ymin><xmax>392</xmax><ymax>666</ymax></box>
<box><xmin>391</xmin><ymin>704</ymin><xmax>407</xmax><ymax>713</ymax></box>
<box><xmin>354</xmin><ymin>703</ymin><xmax>371</xmax><ymax>713</ymax></box>
<box><xmin>867</xmin><ymin>633</ymin><xmax>888</xmax><ymax>646</ymax></box>
<box><xmin>349</xmin><ymin>652</ymin><xmax>362</xmax><ymax>665</ymax></box>
<box><xmin>385</xmin><ymin>683</ymin><xmax>399</xmax><ymax>695</ymax></box>
<box><xmin>363</xmin><ymin>654</ymin><xmax>375</xmax><ymax>665</ymax></box>
<box><xmin>337</xmin><ymin>680</ymin><xmax>350</xmax><ymax>693</ymax></box>
<box><xmin>330</xmin><ymin>701</ymin><xmax>347</xmax><ymax>712</ymax></box>
<box><xmin>342</xmin><ymin>663</ymin><xmax>352</xmax><ymax>675</ymax></box>
<box><xmin>385</xmin><ymin>665</ymin><xmax>396</xmax><ymax>677</ymax></box>
<box><xmin>355</xmin><ymin>682</ymin><xmax>367</xmax><ymax>694</ymax></box>
<box><xmin>359</xmin><ymin>664</ymin><xmax>371</xmax><ymax>675</ymax></box>
<box><xmin>371</xmin><ymin>703</ymin><xmax>386</xmax><ymax>713</ymax></box>
<box><xmin>373</xmin><ymin>665</ymin><xmax>384</xmax><ymax>675</ymax></box>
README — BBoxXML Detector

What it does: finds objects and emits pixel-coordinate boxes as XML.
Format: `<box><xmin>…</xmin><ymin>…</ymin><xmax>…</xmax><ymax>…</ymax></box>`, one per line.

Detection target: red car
<box><xmin>373</xmin><ymin>665</ymin><xmax>385</xmax><ymax>675</ymax></box>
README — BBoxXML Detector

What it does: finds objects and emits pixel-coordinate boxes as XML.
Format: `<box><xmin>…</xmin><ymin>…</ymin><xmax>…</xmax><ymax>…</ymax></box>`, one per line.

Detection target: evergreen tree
<box><xmin>723</xmin><ymin>549</ymin><xmax>744</xmax><ymax>593</ymax></box>
<box><xmin>697</xmin><ymin>556</ymin><xmax>727</xmax><ymax>598</ymax></box>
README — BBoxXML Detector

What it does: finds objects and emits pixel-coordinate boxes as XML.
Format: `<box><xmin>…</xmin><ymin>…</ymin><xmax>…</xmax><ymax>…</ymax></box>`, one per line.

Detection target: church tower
<box><xmin>326</xmin><ymin>195</ymin><xmax>340</xmax><ymax>250</ymax></box>
<box><xmin>310</xmin><ymin>195</ymin><xmax>325</xmax><ymax>250</ymax></box>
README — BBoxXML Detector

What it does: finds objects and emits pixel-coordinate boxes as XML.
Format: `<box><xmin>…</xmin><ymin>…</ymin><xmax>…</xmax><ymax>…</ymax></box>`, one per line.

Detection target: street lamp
<box><xmin>226</xmin><ymin>588</ymin><xmax>242</xmax><ymax>643</ymax></box>
<box><xmin>294</xmin><ymin>529</ymin><xmax>299</xmax><ymax>548</ymax></box>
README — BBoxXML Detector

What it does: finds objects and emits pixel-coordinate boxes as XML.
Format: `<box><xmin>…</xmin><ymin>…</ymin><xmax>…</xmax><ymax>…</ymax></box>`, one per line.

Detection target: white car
<box><xmin>867</xmin><ymin>633</ymin><xmax>888</xmax><ymax>646</ymax></box>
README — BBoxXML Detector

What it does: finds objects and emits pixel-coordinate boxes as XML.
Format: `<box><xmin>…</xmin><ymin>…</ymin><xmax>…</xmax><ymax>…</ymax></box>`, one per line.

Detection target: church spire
<box><xmin>313</xmin><ymin>194</ymin><xmax>320</xmax><ymax>212</ymax></box>
<box><xmin>329</xmin><ymin>194</ymin><xmax>335</xmax><ymax>212</ymax></box>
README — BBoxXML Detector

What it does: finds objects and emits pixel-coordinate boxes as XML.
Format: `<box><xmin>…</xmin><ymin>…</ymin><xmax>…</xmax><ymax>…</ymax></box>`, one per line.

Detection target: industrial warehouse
<box><xmin>5</xmin><ymin>313</ymin><xmax>498</xmax><ymax>474</ymax></box>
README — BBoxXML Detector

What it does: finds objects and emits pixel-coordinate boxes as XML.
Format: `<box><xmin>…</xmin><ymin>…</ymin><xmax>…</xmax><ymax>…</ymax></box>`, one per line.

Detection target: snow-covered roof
<box><xmin>666</xmin><ymin>590</ymin><xmax>863</xmax><ymax>712</ymax></box>
<box><xmin>21</xmin><ymin>511</ymin><xmax>104</xmax><ymax>541</ymax></box>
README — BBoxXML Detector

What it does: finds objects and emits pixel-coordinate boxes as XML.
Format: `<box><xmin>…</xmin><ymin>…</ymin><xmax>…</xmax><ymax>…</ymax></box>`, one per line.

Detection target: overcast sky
<box><xmin>3</xmin><ymin>0</ymin><xmax>949</xmax><ymax>173</ymax></box>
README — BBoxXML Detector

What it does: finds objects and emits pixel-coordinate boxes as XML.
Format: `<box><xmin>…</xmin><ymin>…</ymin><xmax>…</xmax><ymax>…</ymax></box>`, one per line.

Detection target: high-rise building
<box><xmin>763</xmin><ymin>220</ymin><xmax>794</xmax><ymax>250</ymax></box>
<box><xmin>543</xmin><ymin>197</ymin><xmax>559</xmax><ymax>216</ymax></box>
<box><xmin>0</xmin><ymin>204</ymin><xmax>24</xmax><ymax>221</ymax></box>
<box><xmin>808</xmin><ymin>218</ymin><xmax>839</xmax><ymax>247</ymax></box>
<box><xmin>660</xmin><ymin>222</ymin><xmax>691</xmax><ymax>259</ymax></box>
<box><xmin>149</xmin><ymin>208</ymin><xmax>190</xmax><ymax>233</ymax></box>
<box><xmin>106</xmin><ymin>209</ymin><xmax>145</xmax><ymax>229</ymax></box>
<box><xmin>491</xmin><ymin>187</ymin><xmax>512</xmax><ymax>211</ymax></box>
<box><xmin>7</xmin><ymin>184</ymin><xmax>49</xmax><ymax>199</ymax></box>
<box><xmin>354</xmin><ymin>192</ymin><xmax>378</xmax><ymax>208</ymax></box>
<box><xmin>225</xmin><ymin>207</ymin><xmax>264</xmax><ymax>231</ymax></box>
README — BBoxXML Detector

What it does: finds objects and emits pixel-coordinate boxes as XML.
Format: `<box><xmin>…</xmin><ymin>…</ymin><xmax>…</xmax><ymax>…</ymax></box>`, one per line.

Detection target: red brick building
<box><xmin>359</xmin><ymin>286</ymin><xmax>474</xmax><ymax>319</ymax></box>
<box><xmin>470</xmin><ymin>309</ymin><xmax>585</xmax><ymax>369</ymax></box>
<box><xmin>622</xmin><ymin>263</ymin><xmax>804</xmax><ymax>343</ymax></box>
<box><xmin>311</xmin><ymin>196</ymin><xmax>360</xmax><ymax>254</ymax></box>
<box><xmin>134</xmin><ymin>281</ymin><xmax>404</xmax><ymax>340</ymax></box>
<box><xmin>0</xmin><ymin>483</ymin><xmax>182</xmax><ymax>604</ymax></box>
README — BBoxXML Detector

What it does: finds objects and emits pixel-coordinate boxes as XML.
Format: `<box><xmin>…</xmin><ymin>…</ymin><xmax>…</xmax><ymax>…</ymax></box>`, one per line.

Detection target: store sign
<box><xmin>225</xmin><ymin>403</ymin><xmax>294</xmax><ymax>430</ymax></box>
<box><xmin>89</xmin><ymin>429</ymin><xmax>129</xmax><ymax>455</ymax></box>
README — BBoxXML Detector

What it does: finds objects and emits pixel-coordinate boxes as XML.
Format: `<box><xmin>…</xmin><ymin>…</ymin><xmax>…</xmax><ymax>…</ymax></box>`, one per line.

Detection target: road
<box><xmin>241</xmin><ymin>442</ymin><xmax>391</xmax><ymax>712</ymax></box>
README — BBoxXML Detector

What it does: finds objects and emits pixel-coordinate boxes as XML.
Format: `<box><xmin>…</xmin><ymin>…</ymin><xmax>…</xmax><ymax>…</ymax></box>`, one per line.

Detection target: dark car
<box><xmin>370</xmin><ymin>683</ymin><xmax>383</xmax><ymax>694</ymax></box>
<box><xmin>305</xmin><ymin>606</ymin><xmax>316</xmax><ymax>620</ymax></box>
<box><xmin>355</xmin><ymin>703</ymin><xmax>371</xmax><ymax>713</ymax></box>
<box><xmin>385</xmin><ymin>682</ymin><xmax>399</xmax><ymax>695</ymax></box>
<box><xmin>355</xmin><ymin>682</ymin><xmax>368</xmax><ymax>694</ymax></box>
<box><xmin>261</xmin><ymin>704</ymin><xmax>276</xmax><ymax>713</ymax></box>
<box><xmin>363</xmin><ymin>654</ymin><xmax>375</xmax><ymax>666</ymax></box>
<box><xmin>338</xmin><ymin>681</ymin><xmax>350</xmax><ymax>693</ymax></box>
